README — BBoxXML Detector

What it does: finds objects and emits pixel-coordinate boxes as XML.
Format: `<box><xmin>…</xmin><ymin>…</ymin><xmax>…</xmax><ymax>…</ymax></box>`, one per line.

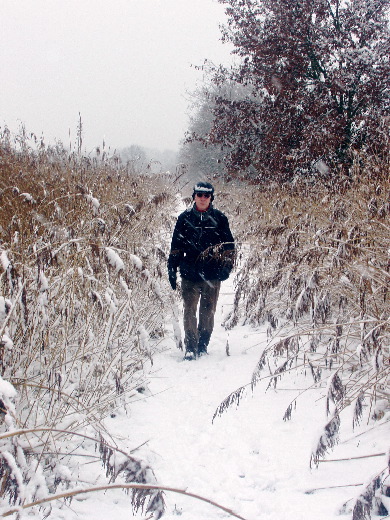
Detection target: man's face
<box><xmin>195</xmin><ymin>192</ymin><xmax>211</xmax><ymax>211</ymax></box>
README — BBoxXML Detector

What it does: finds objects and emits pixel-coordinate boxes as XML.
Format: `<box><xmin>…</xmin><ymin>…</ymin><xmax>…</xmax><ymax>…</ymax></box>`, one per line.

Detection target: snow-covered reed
<box><xmin>0</xmin><ymin>130</ymin><xmax>179</xmax><ymax>517</ymax></box>
<box><xmin>212</xmin><ymin>158</ymin><xmax>389</xmax><ymax>519</ymax></box>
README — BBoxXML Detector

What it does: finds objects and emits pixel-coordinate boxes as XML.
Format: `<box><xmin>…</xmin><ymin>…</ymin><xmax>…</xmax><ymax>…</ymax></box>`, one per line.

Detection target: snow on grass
<box><xmin>0</xmin><ymin>375</ymin><xmax>17</xmax><ymax>400</ymax></box>
<box><xmin>59</xmin><ymin>274</ymin><xmax>389</xmax><ymax>520</ymax></box>
<box><xmin>130</xmin><ymin>254</ymin><xmax>143</xmax><ymax>270</ymax></box>
<box><xmin>105</xmin><ymin>247</ymin><xmax>125</xmax><ymax>272</ymax></box>
<box><xmin>85</xmin><ymin>194</ymin><xmax>100</xmax><ymax>215</ymax></box>
<box><xmin>0</xmin><ymin>250</ymin><xmax>10</xmax><ymax>271</ymax></box>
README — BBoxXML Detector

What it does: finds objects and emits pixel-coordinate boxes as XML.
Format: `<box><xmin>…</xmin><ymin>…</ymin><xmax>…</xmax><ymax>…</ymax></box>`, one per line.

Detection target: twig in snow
<box><xmin>1</xmin><ymin>483</ymin><xmax>250</xmax><ymax>520</ymax></box>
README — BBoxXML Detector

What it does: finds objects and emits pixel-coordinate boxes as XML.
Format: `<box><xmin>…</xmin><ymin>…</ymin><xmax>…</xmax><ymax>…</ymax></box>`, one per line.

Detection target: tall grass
<box><xmin>1</xmin><ymin>125</ymin><xmax>388</xmax><ymax>519</ymax></box>
<box><xmin>0</xmin><ymin>128</ymin><xmax>178</xmax><ymax>517</ymax></box>
<box><xmin>212</xmin><ymin>155</ymin><xmax>389</xmax><ymax>519</ymax></box>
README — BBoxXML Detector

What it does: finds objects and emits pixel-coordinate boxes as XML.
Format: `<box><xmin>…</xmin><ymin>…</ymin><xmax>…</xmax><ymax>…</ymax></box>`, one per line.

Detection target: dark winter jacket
<box><xmin>168</xmin><ymin>204</ymin><xmax>235</xmax><ymax>282</ymax></box>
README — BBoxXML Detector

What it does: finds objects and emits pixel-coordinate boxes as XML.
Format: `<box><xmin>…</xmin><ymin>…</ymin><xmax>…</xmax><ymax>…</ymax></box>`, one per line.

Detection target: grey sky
<box><xmin>0</xmin><ymin>0</ymin><xmax>232</xmax><ymax>153</ymax></box>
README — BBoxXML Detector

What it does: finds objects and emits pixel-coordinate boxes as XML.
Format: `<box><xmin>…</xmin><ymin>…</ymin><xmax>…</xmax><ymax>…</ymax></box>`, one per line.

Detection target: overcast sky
<box><xmin>0</xmin><ymin>0</ymin><xmax>233</xmax><ymax>153</ymax></box>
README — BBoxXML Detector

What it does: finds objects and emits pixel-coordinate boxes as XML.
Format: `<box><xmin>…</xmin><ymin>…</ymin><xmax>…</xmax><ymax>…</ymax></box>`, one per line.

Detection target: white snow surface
<box><xmin>52</xmin><ymin>273</ymin><xmax>390</xmax><ymax>520</ymax></box>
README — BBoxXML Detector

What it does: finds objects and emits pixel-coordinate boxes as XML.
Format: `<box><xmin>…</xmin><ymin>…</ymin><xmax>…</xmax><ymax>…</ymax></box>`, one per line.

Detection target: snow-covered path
<box><xmin>71</xmin><ymin>275</ymin><xmax>389</xmax><ymax>520</ymax></box>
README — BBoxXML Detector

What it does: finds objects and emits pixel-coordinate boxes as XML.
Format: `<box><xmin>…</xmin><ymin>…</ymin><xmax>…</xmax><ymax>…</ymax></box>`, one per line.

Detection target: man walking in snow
<box><xmin>168</xmin><ymin>181</ymin><xmax>235</xmax><ymax>360</ymax></box>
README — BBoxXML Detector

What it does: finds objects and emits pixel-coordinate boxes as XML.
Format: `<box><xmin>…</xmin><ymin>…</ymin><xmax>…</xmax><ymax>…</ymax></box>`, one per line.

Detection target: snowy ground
<box><xmin>63</xmin><ymin>273</ymin><xmax>388</xmax><ymax>520</ymax></box>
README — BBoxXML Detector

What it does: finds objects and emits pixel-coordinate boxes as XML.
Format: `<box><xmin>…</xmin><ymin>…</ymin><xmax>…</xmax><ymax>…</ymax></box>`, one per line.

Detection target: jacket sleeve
<box><xmin>167</xmin><ymin>215</ymin><xmax>184</xmax><ymax>273</ymax></box>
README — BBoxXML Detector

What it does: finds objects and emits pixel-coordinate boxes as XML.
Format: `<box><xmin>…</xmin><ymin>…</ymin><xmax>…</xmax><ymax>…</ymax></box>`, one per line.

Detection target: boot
<box><xmin>184</xmin><ymin>350</ymin><xmax>196</xmax><ymax>360</ymax></box>
<box><xmin>184</xmin><ymin>331</ymin><xmax>198</xmax><ymax>360</ymax></box>
<box><xmin>197</xmin><ymin>330</ymin><xmax>211</xmax><ymax>356</ymax></box>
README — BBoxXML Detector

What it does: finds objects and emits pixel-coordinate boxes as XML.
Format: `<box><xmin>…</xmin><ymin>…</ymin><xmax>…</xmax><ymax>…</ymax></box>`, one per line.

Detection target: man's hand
<box><xmin>168</xmin><ymin>269</ymin><xmax>177</xmax><ymax>290</ymax></box>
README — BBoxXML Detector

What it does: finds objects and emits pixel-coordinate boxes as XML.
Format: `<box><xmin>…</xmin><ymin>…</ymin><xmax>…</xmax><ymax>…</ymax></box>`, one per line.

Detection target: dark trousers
<box><xmin>181</xmin><ymin>278</ymin><xmax>221</xmax><ymax>354</ymax></box>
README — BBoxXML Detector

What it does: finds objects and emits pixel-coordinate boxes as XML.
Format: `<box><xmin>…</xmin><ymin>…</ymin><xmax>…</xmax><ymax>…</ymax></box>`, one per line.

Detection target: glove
<box><xmin>218</xmin><ymin>266</ymin><xmax>231</xmax><ymax>281</ymax></box>
<box><xmin>168</xmin><ymin>269</ymin><xmax>177</xmax><ymax>290</ymax></box>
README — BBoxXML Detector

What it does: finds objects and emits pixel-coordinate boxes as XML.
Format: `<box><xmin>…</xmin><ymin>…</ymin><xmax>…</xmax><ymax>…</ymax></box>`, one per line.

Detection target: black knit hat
<box><xmin>192</xmin><ymin>181</ymin><xmax>215</xmax><ymax>201</ymax></box>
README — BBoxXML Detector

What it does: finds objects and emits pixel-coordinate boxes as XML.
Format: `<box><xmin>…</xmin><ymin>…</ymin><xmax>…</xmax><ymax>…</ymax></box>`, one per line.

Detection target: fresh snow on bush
<box><xmin>130</xmin><ymin>254</ymin><xmax>143</xmax><ymax>270</ymax></box>
<box><xmin>0</xmin><ymin>375</ymin><xmax>17</xmax><ymax>400</ymax></box>
<box><xmin>86</xmin><ymin>193</ymin><xmax>100</xmax><ymax>215</ymax></box>
<box><xmin>105</xmin><ymin>247</ymin><xmax>125</xmax><ymax>272</ymax></box>
<box><xmin>0</xmin><ymin>250</ymin><xmax>10</xmax><ymax>272</ymax></box>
